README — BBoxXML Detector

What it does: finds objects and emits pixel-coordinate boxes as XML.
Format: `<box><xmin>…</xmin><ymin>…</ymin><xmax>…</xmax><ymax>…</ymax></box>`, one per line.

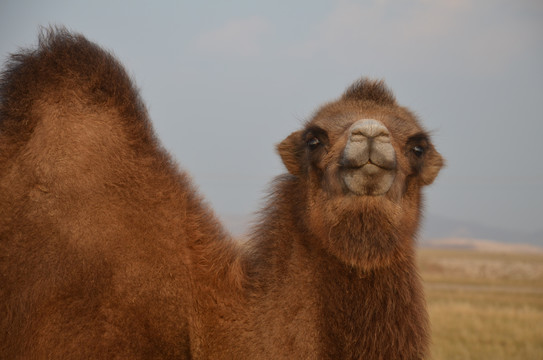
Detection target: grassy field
<box><xmin>418</xmin><ymin>248</ymin><xmax>543</xmax><ymax>360</ymax></box>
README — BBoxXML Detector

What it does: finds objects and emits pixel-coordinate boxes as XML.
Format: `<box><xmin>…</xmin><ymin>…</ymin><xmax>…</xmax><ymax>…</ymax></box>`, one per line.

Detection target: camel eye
<box><xmin>412</xmin><ymin>145</ymin><xmax>425</xmax><ymax>157</ymax></box>
<box><xmin>304</xmin><ymin>126</ymin><xmax>327</xmax><ymax>151</ymax></box>
<box><xmin>307</xmin><ymin>137</ymin><xmax>321</xmax><ymax>149</ymax></box>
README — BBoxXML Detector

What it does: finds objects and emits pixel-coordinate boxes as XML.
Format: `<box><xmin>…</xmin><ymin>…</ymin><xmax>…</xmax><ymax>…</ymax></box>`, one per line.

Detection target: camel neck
<box><xmin>310</xmin><ymin>251</ymin><xmax>427</xmax><ymax>359</ymax></box>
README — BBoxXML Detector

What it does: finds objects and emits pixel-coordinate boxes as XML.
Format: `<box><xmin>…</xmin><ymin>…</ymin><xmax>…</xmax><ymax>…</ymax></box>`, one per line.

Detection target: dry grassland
<box><xmin>418</xmin><ymin>248</ymin><xmax>543</xmax><ymax>360</ymax></box>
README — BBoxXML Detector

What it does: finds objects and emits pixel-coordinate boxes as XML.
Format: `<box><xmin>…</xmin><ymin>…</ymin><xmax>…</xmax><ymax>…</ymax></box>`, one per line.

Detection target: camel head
<box><xmin>277</xmin><ymin>79</ymin><xmax>444</xmax><ymax>270</ymax></box>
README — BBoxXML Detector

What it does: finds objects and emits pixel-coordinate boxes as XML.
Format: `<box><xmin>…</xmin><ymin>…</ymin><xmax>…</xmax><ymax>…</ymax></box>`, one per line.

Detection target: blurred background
<box><xmin>1</xmin><ymin>1</ymin><xmax>542</xmax><ymax>358</ymax></box>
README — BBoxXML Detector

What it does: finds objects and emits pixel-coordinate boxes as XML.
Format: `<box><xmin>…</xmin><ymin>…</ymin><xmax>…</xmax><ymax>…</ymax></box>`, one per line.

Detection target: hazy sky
<box><xmin>1</xmin><ymin>0</ymin><xmax>542</xmax><ymax>236</ymax></box>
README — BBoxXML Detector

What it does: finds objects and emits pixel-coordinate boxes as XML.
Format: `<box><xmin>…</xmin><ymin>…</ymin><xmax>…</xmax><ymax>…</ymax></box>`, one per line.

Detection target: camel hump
<box><xmin>0</xmin><ymin>27</ymin><xmax>153</xmax><ymax>152</ymax></box>
<box><xmin>0</xmin><ymin>27</ymin><xmax>164</xmax><ymax>190</ymax></box>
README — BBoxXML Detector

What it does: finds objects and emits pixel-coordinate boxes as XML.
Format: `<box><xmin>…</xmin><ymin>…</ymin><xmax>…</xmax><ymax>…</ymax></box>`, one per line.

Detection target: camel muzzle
<box><xmin>340</xmin><ymin>119</ymin><xmax>397</xmax><ymax>196</ymax></box>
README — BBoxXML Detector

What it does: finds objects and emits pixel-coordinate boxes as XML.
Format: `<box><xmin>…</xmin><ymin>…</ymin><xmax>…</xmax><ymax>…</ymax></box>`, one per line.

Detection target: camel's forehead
<box><xmin>308</xmin><ymin>103</ymin><xmax>424</xmax><ymax>138</ymax></box>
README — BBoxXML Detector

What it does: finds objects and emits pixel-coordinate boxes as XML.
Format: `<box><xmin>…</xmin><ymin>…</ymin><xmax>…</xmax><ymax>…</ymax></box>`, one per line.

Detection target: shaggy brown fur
<box><xmin>0</xmin><ymin>29</ymin><xmax>443</xmax><ymax>359</ymax></box>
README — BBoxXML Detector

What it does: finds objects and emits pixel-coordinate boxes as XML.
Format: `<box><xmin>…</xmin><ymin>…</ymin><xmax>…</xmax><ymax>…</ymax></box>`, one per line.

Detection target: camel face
<box><xmin>277</xmin><ymin>79</ymin><xmax>443</xmax><ymax>269</ymax></box>
<box><xmin>307</xmin><ymin>111</ymin><xmax>437</xmax><ymax>199</ymax></box>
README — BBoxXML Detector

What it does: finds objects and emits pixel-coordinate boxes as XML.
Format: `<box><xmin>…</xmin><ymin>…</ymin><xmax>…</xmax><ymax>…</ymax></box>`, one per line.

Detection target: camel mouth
<box><xmin>341</xmin><ymin>163</ymin><xmax>396</xmax><ymax>196</ymax></box>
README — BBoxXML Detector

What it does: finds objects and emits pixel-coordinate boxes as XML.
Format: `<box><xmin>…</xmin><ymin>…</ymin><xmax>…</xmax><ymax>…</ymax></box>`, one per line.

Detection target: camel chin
<box><xmin>341</xmin><ymin>165</ymin><xmax>396</xmax><ymax>196</ymax></box>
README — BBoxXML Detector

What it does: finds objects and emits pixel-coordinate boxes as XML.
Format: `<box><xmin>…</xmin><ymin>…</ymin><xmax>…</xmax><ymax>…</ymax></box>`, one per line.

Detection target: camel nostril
<box><xmin>349</xmin><ymin>119</ymin><xmax>390</xmax><ymax>142</ymax></box>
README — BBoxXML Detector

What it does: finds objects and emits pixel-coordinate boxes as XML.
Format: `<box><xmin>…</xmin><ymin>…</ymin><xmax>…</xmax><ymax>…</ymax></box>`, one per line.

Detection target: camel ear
<box><xmin>420</xmin><ymin>148</ymin><xmax>444</xmax><ymax>185</ymax></box>
<box><xmin>277</xmin><ymin>131</ymin><xmax>304</xmax><ymax>176</ymax></box>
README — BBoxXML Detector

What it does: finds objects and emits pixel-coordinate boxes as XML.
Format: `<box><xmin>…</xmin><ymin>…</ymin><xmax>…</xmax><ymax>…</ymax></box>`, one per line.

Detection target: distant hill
<box><xmin>420</xmin><ymin>237</ymin><xmax>543</xmax><ymax>253</ymax></box>
<box><xmin>420</xmin><ymin>214</ymin><xmax>543</xmax><ymax>247</ymax></box>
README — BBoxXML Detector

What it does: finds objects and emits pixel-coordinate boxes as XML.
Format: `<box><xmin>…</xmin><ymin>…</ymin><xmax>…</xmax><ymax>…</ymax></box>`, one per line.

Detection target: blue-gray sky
<box><xmin>1</xmin><ymin>0</ymin><xmax>542</xmax><ymax>237</ymax></box>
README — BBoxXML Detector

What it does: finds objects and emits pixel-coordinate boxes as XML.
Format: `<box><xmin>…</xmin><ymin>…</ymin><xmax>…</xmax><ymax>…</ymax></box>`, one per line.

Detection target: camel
<box><xmin>0</xmin><ymin>29</ymin><xmax>443</xmax><ymax>359</ymax></box>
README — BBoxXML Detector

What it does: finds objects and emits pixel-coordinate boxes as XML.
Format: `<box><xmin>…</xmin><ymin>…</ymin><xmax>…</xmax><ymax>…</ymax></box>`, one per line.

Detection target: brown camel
<box><xmin>0</xmin><ymin>29</ymin><xmax>443</xmax><ymax>359</ymax></box>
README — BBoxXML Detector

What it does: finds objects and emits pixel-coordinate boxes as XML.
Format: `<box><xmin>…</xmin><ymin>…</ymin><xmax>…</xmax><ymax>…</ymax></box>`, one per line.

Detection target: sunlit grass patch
<box><xmin>418</xmin><ymin>249</ymin><xmax>543</xmax><ymax>360</ymax></box>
